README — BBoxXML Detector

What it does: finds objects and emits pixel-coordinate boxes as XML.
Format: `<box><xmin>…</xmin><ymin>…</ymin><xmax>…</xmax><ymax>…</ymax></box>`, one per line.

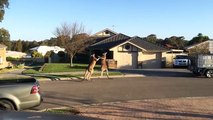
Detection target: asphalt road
<box><xmin>32</xmin><ymin>69</ymin><xmax>213</xmax><ymax>111</ymax></box>
<box><xmin>0</xmin><ymin>111</ymin><xmax>100</xmax><ymax>120</ymax></box>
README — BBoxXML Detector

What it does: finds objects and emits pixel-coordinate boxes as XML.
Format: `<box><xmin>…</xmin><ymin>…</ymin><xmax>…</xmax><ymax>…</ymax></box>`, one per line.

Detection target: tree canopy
<box><xmin>54</xmin><ymin>22</ymin><xmax>90</xmax><ymax>67</ymax></box>
<box><xmin>0</xmin><ymin>0</ymin><xmax>9</xmax><ymax>22</ymax></box>
<box><xmin>188</xmin><ymin>33</ymin><xmax>209</xmax><ymax>46</ymax></box>
<box><xmin>0</xmin><ymin>27</ymin><xmax>10</xmax><ymax>49</ymax></box>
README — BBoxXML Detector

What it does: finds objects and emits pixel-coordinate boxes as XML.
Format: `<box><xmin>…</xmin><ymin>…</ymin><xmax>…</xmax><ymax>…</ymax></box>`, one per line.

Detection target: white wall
<box><xmin>111</xmin><ymin>44</ymin><xmax>139</xmax><ymax>69</ymax></box>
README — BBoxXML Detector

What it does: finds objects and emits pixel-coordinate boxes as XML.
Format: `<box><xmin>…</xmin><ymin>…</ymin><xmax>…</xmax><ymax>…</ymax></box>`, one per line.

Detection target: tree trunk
<box><xmin>70</xmin><ymin>55</ymin><xmax>74</xmax><ymax>67</ymax></box>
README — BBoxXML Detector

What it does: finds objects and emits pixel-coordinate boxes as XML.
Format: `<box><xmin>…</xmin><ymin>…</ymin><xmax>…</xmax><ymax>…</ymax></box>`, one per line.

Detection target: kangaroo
<box><xmin>100</xmin><ymin>52</ymin><xmax>109</xmax><ymax>78</ymax></box>
<box><xmin>84</xmin><ymin>54</ymin><xmax>100</xmax><ymax>81</ymax></box>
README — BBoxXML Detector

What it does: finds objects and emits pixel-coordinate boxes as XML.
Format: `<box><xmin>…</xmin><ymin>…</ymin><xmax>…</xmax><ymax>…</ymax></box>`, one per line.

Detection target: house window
<box><xmin>118</xmin><ymin>44</ymin><xmax>138</xmax><ymax>52</ymax></box>
<box><xmin>125</xmin><ymin>45</ymin><xmax>130</xmax><ymax>50</ymax></box>
<box><xmin>107</xmin><ymin>51</ymin><xmax>113</xmax><ymax>59</ymax></box>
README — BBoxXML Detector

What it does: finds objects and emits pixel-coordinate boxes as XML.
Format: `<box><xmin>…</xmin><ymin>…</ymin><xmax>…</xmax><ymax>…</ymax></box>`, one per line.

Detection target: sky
<box><xmin>1</xmin><ymin>0</ymin><xmax>213</xmax><ymax>41</ymax></box>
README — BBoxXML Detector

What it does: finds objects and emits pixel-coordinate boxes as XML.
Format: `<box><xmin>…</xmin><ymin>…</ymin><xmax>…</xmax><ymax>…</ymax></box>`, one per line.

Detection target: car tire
<box><xmin>205</xmin><ymin>69</ymin><xmax>213</xmax><ymax>78</ymax></box>
<box><xmin>0</xmin><ymin>100</ymin><xmax>15</xmax><ymax>111</ymax></box>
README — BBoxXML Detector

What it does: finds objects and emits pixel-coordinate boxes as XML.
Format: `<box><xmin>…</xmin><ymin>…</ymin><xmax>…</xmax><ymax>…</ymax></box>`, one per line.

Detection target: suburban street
<box><xmin>32</xmin><ymin>69</ymin><xmax>213</xmax><ymax>111</ymax></box>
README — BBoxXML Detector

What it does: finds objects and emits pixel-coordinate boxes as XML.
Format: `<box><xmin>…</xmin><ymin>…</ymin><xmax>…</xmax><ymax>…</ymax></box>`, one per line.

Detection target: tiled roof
<box><xmin>89</xmin><ymin>33</ymin><xmax>167</xmax><ymax>52</ymax></box>
<box><xmin>129</xmin><ymin>36</ymin><xmax>167</xmax><ymax>52</ymax></box>
<box><xmin>87</xmin><ymin>36</ymin><xmax>110</xmax><ymax>45</ymax></box>
<box><xmin>89</xmin><ymin>33</ymin><xmax>131</xmax><ymax>50</ymax></box>
<box><xmin>92</xmin><ymin>28</ymin><xmax>117</xmax><ymax>36</ymax></box>
<box><xmin>185</xmin><ymin>40</ymin><xmax>210</xmax><ymax>50</ymax></box>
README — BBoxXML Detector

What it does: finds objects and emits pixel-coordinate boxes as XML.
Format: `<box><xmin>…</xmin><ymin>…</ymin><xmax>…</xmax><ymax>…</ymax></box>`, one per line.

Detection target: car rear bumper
<box><xmin>18</xmin><ymin>94</ymin><xmax>43</xmax><ymax>111</ymax></box>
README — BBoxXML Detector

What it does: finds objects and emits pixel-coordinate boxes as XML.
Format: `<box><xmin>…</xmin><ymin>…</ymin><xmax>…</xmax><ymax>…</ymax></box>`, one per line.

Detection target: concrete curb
<box><xmin>37</xmin><ymin>74</ymin><xmax>146</xmax><ymax>81</ymax></box>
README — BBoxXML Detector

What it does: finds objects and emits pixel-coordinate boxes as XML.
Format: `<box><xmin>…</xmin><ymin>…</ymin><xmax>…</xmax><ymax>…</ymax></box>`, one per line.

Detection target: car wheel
<box><xmin>0</xmin><ymin>100</ymin><xmax>15</xmax><ymax>111</ymax></box>
<box><xmin>205</xmin><ymin>70</ymin><xmax>213</xmax><ymax>78</ymax></box>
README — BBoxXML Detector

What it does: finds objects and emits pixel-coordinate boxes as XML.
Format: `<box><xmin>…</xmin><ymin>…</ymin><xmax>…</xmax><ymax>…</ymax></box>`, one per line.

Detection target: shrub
<box><xmin>6</xmin><ymin>57</ymin><xmax>19</xmax><ymax>61</ymax></box>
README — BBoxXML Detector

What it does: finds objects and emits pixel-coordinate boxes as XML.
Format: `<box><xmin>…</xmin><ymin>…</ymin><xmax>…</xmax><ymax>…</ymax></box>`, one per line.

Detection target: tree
<box><xmin>163</xmin><ymin>36</ymin><xmax>188</xmax><ymax>49</ymax></box>
<box><xmin>188</xmin><ymin>33</ymin><xmax>209</xmax><ymax>46</ymax></box>
<box><xmin>22</xmin><ymin>41</ymin><xmax>30</xmax><ymax>52</ymax></box>
<box><xmin>0</xmin><ymin>27</ymin><xmax>10</xmax><ymax>49</ymax></box>
<box><xmin>146</xmin><ymin>34</ymin><xmax>158</xmax><ymax>44</ymax></box>
<box><xmin>29</xmin><ymin>40</ymin><xmax>39</xmax><ymax>48</ymax></box>
<box><xmin>47</xmin><ymin>37</ymin><xmax>57</xmax><ymax>46</ymax></box>
<box><xmin>31</xmin><ymin>51</ymin><xmax>43</xmax><ymax>58</ymax></box>
<box><xmin>0</xmin><ymin>0</ymin><xmax>9</xmax><ymax>22</ymax></box>
<box><xmin>54</xmin><ymin>22</ymin><xmax>90</xmax><ymax>67</ymax></box>
<box><xmin>13</xmin><ymin>40</ymin><xmax>23</xmax><ymax>52</ymax></box>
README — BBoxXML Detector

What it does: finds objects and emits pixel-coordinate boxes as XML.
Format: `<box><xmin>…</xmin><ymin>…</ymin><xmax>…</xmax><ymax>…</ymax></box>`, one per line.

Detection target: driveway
<box><xmin>32</xmin><ymin>70</ymin><xmax>213</xmax><ymax>111</ymax></box>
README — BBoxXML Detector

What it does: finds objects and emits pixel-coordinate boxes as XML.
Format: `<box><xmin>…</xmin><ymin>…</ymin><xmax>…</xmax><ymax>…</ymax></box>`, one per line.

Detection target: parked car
<box><xmin>173</xmin><ymin>55</ymin><xmax>189</xmax><ymax>67</ymax></box>
<box><xmin>0</xmin><ymin>78</ymin><xmax>43</xmax><ymax>111</ymax></box>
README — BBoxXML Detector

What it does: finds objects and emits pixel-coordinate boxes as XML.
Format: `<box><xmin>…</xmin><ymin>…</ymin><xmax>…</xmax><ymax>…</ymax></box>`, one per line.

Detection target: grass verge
<box><xmin>22</xmin><ymin>63</ymin><xmax>123</xmax><ymax>80</ymax></box>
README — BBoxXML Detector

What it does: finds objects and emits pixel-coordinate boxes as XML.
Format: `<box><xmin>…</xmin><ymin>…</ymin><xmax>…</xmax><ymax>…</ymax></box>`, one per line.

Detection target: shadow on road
<box><xmin>118</xmin><ymin>69</ymin><xmax>195</xmax><ymax>78</ymax></box>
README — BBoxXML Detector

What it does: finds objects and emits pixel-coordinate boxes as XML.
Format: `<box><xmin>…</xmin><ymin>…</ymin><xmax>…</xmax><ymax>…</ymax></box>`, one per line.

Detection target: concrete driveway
<box><xmin>32</xmin><ymin>69</ymin><xmax>213</xmax><ymax>111</ymax></box>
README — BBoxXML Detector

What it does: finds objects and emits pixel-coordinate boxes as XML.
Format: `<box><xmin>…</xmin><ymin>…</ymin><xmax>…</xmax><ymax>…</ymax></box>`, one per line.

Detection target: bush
<box><xmin>6</xmin><ymin>57</ymin><xmax>19</xmax><ymax>61</ymax></box>
<box><xmin>32</xmin><ymin>51</ymin><xmax>43</xmax><ymax>58</ymax></box>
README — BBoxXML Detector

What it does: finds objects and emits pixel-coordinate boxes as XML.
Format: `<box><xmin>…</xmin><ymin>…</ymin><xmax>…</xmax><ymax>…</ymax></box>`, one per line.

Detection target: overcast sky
<box><xmin>1</xmin><ymin>0</ymin><xmax>213</xmax><ymax>41</ymax></box>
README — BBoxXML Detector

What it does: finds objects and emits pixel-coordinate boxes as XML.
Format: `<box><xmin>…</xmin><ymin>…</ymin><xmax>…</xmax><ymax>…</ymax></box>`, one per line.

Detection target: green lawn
<box><xmin>22</xmin><ymin>63</ymin><xmax>123</xmax><ymax>78</ymax></box>
<box><xmin>41</xmin><ymin>63</ymin><xmax>94</xmax><ymax>73</ymax></box>
<box><xmin>23</xmin><ymin>63</ymin><xmax>101</xmax><ymax>73</ymax></box>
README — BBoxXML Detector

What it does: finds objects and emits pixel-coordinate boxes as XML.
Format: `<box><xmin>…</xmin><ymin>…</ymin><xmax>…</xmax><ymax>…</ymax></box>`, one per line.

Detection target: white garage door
<box><xmin>117</xmin><ymin>52</ymin><xmax>138</xmax><ymax>69</ymax></box>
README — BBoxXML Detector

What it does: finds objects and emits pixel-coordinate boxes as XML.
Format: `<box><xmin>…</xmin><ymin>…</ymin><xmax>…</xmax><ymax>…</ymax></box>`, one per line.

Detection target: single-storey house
<box><xmin>186</xmin><ymin>40</ymin><xmax>213</xmax><ymax>54</ymax></box>
<box><xmin>89</xmin><ymin>29</ymin><xmax>168</xmax><ymax>69</ymax></box>
<box><xmin>29</xmin><ymin>46</ymin><xmax>65</xmax><ymax>56</ymax></box>
<box><xmin>0</xmin><ymin>44</ymin><xmax>8</xmax><ymax>69</ymax></box>
<box><xmin>6</xmin><ymin>51</ymin><xmax>27</xmax><ymax>58</ymax></box>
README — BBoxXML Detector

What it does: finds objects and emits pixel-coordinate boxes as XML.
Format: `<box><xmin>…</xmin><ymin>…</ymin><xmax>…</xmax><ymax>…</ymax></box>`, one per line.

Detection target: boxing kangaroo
<box><xmin>100</xmin><ymin>52</ymin><xmax>109</xmax><ymax>78</ymax></box>
<box><xmin>84</xmin><ymin>54</ymin><xmax>100</xmax><ymax>81</ymax></box>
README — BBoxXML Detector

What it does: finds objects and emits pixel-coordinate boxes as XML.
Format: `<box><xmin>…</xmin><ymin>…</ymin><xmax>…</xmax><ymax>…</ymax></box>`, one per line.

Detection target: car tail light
<box><xmin>31</xmin><ymin>85</ymin><xmax>39</xmax><ymax>94</ymax></box>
